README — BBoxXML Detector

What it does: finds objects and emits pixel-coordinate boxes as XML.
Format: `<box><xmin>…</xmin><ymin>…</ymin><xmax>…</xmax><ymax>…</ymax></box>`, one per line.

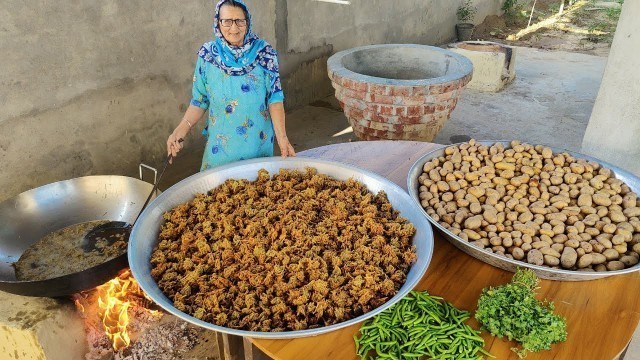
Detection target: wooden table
<box><xmin>250</xmin><ymin>141</ymin><xmax>640</xmax><ymax>360</ymax></box>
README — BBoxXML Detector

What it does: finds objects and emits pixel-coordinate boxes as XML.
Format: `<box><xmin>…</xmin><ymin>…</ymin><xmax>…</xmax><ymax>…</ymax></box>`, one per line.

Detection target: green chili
<box><xmin>354</xmin><ymin>291</ymin><xmax>493</xmax><ymax>359</ymax></box>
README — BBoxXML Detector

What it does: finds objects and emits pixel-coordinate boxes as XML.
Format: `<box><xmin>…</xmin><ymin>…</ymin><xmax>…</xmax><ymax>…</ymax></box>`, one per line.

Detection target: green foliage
<box><xmin>457</xmin><ymin>0</ymin><xmax>478</xmax><ymax>23</ymax></box>
<box><xmin>475</xmin><ymin>269</ymin><xmax>567</xmax><ymax>359</ymax></box>
<box><xmin>502</xmin><ymin>0</ymin><xmax>524</xmax><ymax>16</ymax></box>
<box><xmin>588</xmin><ymin>21</ymin><xmax>609</xmax><ymax>32</ymax></box>
<box><xmin>606</xmin><ymin>6</ymin><xmax>622</xmax><ymax>20</ymax></box>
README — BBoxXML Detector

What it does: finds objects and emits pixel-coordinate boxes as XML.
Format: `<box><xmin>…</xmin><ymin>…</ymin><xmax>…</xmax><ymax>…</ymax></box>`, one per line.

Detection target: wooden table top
<box><xmin>250</xmin><ymin>140</ymin><xmax>640</xmax><ymax>360</ymax></box>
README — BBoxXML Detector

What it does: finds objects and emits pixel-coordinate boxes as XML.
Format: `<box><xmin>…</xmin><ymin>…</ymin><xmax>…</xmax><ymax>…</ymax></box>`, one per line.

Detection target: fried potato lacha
<box><xmin>150</xmin><ymin>168</ymin><xmax>417</xmax><ymax>332</ymax></box>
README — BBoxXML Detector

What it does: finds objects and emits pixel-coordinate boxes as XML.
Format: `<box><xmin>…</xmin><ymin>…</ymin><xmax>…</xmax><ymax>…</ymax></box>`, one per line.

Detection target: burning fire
<box><xmin>97</xmin><ymin>272</ymin><xmax>133</xmax><ymax>351</ymax></box>
<box><xmin>74</xmin><ymin>269</ymin><xmax>161</xmax><ymax>352</ymax></box>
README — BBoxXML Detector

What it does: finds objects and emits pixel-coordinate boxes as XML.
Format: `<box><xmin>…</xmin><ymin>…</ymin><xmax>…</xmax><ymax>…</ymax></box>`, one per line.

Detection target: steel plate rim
<box><xmin>129</xmin><ymin>156</ymin><xmax>434</xmax><ymax>338</ymax></box>
<box><xmin>406</xmin><ymin>140</ymin><xmax>640</xmax><ymax>281</ymax></box>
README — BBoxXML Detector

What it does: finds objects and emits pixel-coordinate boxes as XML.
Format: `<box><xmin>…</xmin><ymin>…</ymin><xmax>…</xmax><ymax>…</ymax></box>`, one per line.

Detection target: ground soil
<box><xmin>472</xmin><ymin>0</ymin><xmax>623</xmax><ymax>57</ymax></box>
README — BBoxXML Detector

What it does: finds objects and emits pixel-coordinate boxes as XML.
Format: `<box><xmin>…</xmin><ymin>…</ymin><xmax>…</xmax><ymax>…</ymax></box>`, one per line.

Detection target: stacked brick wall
<box><xmin>329</xmin><ymin>71</ymin><xmax>471</xmax><ymax>141</ymax></box>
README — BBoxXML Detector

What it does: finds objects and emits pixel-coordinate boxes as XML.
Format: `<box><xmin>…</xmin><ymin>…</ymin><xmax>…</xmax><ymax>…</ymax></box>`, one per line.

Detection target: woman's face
<box><xmin>219</xmin><ymin>4</ymin><xmax>248</xmax><ymax>47</ymax></box>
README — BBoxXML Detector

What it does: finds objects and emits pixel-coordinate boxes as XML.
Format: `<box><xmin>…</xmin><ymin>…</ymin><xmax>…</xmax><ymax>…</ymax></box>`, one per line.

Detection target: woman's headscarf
<box><xmin>198</xmin><ymin>0</ymin><xmax>282</xmax><ymax>94</ymax></box>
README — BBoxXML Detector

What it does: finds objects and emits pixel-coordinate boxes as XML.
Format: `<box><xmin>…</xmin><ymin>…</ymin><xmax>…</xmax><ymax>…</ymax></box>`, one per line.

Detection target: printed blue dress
<box><xmin>190</xmin><ymin>53</ymin><xmax>283</xmax><ymax>171</ymax></box>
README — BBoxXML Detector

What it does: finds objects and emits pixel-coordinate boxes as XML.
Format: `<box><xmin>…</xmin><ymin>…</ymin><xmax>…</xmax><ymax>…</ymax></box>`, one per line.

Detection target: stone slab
<box><xmin>0</xmin><ymin>291</ymin><xmax>87</xmax><ymax>360</ymax></box>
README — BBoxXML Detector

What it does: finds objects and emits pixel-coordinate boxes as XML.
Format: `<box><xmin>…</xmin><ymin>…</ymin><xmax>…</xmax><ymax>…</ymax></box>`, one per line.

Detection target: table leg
<box><xmin>243</xmin><ymin>337</ymin><xmax>256</xmax><ymax>360</ymax></box>
<box><xmin>215</xmin><ymin>332</ymin><xmax>226</xmax><ymax>360</ymax></box>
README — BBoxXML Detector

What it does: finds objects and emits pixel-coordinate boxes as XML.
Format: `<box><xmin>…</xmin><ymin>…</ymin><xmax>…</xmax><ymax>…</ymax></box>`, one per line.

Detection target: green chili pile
<box><xmin>354</xmin><ymin>291</ymin><xmax>491</xmax><ymax>360</ymax></box>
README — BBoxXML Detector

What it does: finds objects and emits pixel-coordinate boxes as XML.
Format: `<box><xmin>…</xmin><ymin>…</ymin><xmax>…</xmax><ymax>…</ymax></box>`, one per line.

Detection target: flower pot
<box><xmin>456</xmin><ymin>23</ymin><xmax>474</xmax><ymax>41</ymax></box>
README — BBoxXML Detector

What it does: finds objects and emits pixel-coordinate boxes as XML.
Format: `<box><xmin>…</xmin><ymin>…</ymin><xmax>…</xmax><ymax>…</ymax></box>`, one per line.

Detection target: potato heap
<box><xmin>417</xmin><ymin>140</ymin><xmax>640</xmax><ymax>272</ymax></box>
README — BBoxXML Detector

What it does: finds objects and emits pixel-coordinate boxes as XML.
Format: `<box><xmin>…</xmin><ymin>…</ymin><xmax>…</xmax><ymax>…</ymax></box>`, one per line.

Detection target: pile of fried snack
<box><xmin>151</xmin><ymin>168</ymin><xmax>416</xmax><ymax>331</ymax></box>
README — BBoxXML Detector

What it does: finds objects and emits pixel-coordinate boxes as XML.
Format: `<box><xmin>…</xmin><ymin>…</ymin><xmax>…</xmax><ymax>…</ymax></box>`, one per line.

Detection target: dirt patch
<box><xmin>472</xmin><ymin>0</ymin><xmax>623</xmax><ymax>57</ymax></box>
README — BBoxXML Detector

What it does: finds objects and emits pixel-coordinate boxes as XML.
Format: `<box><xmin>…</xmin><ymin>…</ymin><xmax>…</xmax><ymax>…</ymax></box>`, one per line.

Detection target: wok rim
<box><xmin>0</xmin><ymin>175</ymin><xmax>153</xmax><ymax>297</ymax></box>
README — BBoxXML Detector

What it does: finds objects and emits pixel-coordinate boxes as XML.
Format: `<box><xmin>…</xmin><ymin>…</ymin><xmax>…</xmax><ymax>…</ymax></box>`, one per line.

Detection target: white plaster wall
<box><xmin>582</xmin><ymin>0</ymin><xmax>640</xmax><ymax>176</ymax></box>
<box><xmin>286</xmin><ymin>0</ymin><xmax>501</xmax><ymax>54</ymax></box>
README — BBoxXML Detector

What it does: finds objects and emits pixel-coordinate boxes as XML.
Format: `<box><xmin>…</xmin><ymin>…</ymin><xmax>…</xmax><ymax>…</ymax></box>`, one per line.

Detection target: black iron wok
<box><xmin>0</xmin><ymin>175</ymin><xmax>155</xmax><ymax>297</ymax></box>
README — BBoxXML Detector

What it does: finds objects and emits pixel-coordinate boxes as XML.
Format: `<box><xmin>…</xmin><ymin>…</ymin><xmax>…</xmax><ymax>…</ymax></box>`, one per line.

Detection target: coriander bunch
<box><xmin>475</xmin><ymin>269</ymin><xmax>567</xmax><ymax>358</ymax></box>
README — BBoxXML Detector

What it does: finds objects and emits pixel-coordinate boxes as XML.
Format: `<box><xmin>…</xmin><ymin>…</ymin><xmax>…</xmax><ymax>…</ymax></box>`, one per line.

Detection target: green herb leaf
<box><xmin>475</xmin><ymin>268</ymin><xmax>567</xmax><ymax>358</ymax></box>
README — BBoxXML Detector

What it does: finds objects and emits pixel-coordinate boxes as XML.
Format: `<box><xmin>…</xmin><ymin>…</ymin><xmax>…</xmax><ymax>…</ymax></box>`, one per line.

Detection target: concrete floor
<box><xmin>161</xmin><ymin>46</ymin><xmax>640</xmax><ymax>359</ymax></box>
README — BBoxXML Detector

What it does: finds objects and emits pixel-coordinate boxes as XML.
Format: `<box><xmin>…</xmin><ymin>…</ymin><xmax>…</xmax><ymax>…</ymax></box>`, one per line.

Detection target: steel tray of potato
<box><xmin>129</xmin><ymin>157</ymin><xmax>434</xmax><ymax>338</ymax></box>
<box><xmin>407</xmin><ymin>140</ymin><xmax>640</xmax><ymax>281</ymax></box>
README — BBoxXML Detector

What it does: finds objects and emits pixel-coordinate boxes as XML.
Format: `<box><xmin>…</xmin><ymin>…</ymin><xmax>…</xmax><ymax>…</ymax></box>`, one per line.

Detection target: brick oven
<box><xmin>328</xmin><ymin>44</ymin><xmax>473</xmax><ymax>141</ymax></box>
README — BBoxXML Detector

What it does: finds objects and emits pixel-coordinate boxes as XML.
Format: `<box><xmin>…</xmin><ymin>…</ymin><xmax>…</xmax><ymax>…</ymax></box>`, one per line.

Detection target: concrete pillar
<box><xmin>582</xmin><ymin>0</ymin><xmax>640</xmax><ymax>176</ymax></box>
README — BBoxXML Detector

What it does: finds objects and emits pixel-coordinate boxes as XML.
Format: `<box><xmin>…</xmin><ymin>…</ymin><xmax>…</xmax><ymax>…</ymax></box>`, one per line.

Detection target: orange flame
<box><xmin>96</xmin><ymin>270</ymin><xmax>139</xmax><ymax>351</ymax></box>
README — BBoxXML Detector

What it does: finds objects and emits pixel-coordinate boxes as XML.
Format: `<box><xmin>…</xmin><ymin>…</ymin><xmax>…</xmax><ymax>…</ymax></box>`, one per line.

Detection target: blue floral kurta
<box><xmin>190</xmin><ymin>47</ymin><xmax>284</xmax><ymax>171</ymax></box>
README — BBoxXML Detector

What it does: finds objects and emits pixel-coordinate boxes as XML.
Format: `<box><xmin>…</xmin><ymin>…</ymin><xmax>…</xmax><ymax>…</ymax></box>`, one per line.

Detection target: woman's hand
<box><xmin>277</xmin><ymin>136</ymin><xmax>296</xmax><ymax>158</ymax></box>
<box><xmin>167</xmin><ymin>106</ymin><xmax>205</xmax><ymax>163</ymax></box>
<box><xmin>167</xmin><ymin>122</ymin><xmax>189</xmax><ymax>163</ymax></box>
<box><xmin>269</xmin><ymin>102</ymin><xmax>296</xmax><ymax>158</ymax></box>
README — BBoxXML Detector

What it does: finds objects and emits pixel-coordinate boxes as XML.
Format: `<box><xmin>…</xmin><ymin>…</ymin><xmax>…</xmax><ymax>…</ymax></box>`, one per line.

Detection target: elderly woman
<box><xmin>167</xmin><ymin>0</ymin><xmax>295</xmax><ymax>170</ymax></box>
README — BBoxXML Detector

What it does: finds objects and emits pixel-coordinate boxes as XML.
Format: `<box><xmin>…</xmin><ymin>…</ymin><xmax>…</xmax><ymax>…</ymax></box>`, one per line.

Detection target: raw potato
<box><xmin>527</xmin><ymin>249</ymin><xmax>544</xmax><ymax>266</ymax></box>
<box><xmin>577</xmin><ymin>254</ymin><xmax>593</xmax><ymax>269</ymax></box>
<box><xmin>417</xmin><ymin>140</ymin><xmax>640</xmax><ymax>273</ymax></box>
<box><xmin>621</xmin><ymin>256</ymin><xmax>639</xmax><ymax>267</ymax></box>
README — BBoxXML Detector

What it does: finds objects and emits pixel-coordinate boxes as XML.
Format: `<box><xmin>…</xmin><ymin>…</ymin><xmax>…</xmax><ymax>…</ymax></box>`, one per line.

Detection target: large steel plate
<box><xmin>129</xmin><ymin>157</ymin><xmax>434</xmax><ymax>338</ymax></box>
<box><xmin>407</xmin><ymin>140</ymin><xmax>640</xmax><ymax>281</ymax></box>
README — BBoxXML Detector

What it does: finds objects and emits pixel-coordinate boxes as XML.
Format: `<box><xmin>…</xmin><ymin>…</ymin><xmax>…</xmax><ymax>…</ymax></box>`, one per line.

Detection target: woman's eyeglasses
<box><xmin>220</xmin><ymin>19</ymin><xmax>247</xmax><ymax>28</ymax></box>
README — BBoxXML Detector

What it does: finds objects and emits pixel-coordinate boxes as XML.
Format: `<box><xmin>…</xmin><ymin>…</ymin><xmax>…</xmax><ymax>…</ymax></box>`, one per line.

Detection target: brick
<box><xmin>345</xmin><ymin>107</ymin><xmax>365</xmax><ymax>122</ymax></box>
<box><xmin>352</xmin><ymin>122</ymin><xmax>395</xmax><ymax>139</ymax></box>
<box><xmin>427</xmin><ymin>112</ymin><xmax>450</xmax><ymax>126</ymax></box>
<box><xmin>390</xmin><ymin>86</ymin><xmax>413</xmax><ymax>97</ymax></box>
<box><xmin>383</xmin><ymin>130</ymin><xmax>408</xmax><ymax>140</ymax></box>
<box><xmin>372</xmin><ymin>113</ymin><xmax>424</xmax><ymax>125</ymax></box>
<box><xmin>394</xmin><ymin>106</ymin><xmax>407</xmax><ymax>116</ymax></box>
<box><xmin>442</xmin><ymin>81</ymin><xmax>459</xmax><ymax>93</ymax></box>
<box><xmin>352</xmin><ymin>81</ymin><xmax>369</xmax><ymax>92</ymax></box>
<box><xmin>423</xmin><ymin>105</ymin><xmax>436</xmax><ymax>114</ymax></box>
<box><xmin>398</xmin><ymin>115</ymin><xmax>426</xmax><ymax>125</ymax></box>
<box><xmin>338</xmin><ymin>76</ymin><xmax>369</xmax><ymax>92</ymax></box>
<box><xmin>369</xmin><ymin>83</ymin><xmax>392</xmax><ymax>96</ymax></box>
<box><xmin>428</xmin><ymin>83</ymin><xmax>445</xmax><ymax>94</ymax></box>
<box><xmin>341</xmin><ymin>95</ymin><xmax>368</xmax><ymax>111</ymax></box>
<box><xmin>350</xmin><ymin>123</ymin><xmax>367</xmax><ymax>139</ymax></box>
<box><xmin>366</xmin><ymin>120</ymin><xmax>395</xmax><ymax>132</ymax></box>
<box><xmin>368</xmin><ymin>93</ymin><xmax>396</xmax><ymax>105</ymax></box>
<box><xmin>341</xmin><ymin>78</ymin><xmax>354</xmax><ymax>90</ymax></box>
<box><xmin>435</xmin><ymin>103</ymin><xmax>451</xmax><ymax>112</ymax></box>
<box><xmin>412</xmin><ymin>86</ymin><xmax>430</xmax><ymax>96</ymax></box>
<box><xmin>424</xmin><ymin>95</ymin><xmax>437</xmax><ymax>105</ymax></box>
<box><xmin>339</xmin><ymin>87</ymin><xmax>368</xmax><ymax>101</ymax></box>
<box><xmin>435</xmin><ymin>92</ymin><xmax>454</xmax><ymax>102</ymax></box>
<box><xmin>378</xmin><ymin>105</ymin><xmax>394</xmax><ymax>116</ymax></box>
<box><xmin>406</xmin><ymin>105</ymin><xmax>424</xmax><ymax>117</ymax></box>
<box><xmin>357</xmin><ymin>124</ymin><xmax>378</xmax><ymax>137</ymax></box>
<box><xmin>397</xmin><ymin>95</ymin><xmax>426</xmax><ymax>106</ymax></box>
<box><xmin>354</xmin><ymin>113</ymin><xmax>370</xmax><ymax>126</ymax></box>
<box><xmin>370</xmin><ymin>113</ymin><xmax>397</xmax><ymax>124</ymax></box>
